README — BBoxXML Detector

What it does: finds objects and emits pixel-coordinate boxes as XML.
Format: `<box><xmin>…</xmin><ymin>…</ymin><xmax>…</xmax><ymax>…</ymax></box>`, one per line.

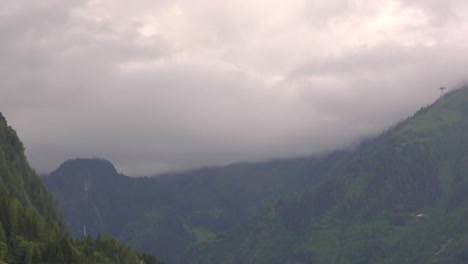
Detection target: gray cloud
<box><xmin>1</xmin><ymin>0</ymin><xmax>467</xmax><ymax>176</ymax></box>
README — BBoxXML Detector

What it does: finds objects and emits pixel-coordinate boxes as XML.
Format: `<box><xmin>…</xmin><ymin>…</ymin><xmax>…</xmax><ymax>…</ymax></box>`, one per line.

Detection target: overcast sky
<box><xmin>1</xmin><ymin>0</ymin><xmax>467</xmax><ymax>176</ymax></box>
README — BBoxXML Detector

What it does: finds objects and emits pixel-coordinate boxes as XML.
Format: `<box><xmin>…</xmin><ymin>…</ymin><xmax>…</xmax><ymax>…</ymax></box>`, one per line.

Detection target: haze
<box><xmin>1</xmin><ymin>0</ymin><xmax>467</xmax><ymax>176</ymax></box>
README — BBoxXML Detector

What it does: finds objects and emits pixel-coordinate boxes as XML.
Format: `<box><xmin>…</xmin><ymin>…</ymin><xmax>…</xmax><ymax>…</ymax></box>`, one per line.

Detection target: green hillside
<box><xmin>0</xmin><ymin>113</ymin><xmax>163</xmax><ymax>264</ymax></box>
<box><xmin>44</xmin><ymin>145</ymin><xmax>351</xmax><ymax>262</ymax></box>
<box><xmin>0</xmin><ymin>114</ymin><xmax>63</xmax><ymax>226</ymax></box>
<box><xmin>184</xmin><ymin>87</ymin><xmax>468</xmax><ymax>263</ymax></box>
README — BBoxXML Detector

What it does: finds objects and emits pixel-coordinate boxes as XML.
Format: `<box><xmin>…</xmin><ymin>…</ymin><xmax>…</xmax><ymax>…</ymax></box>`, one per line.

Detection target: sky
<box><xmin>1</xmin><ymin>0</ymin><xmax>468</xmax><ymax>176</ymax></box>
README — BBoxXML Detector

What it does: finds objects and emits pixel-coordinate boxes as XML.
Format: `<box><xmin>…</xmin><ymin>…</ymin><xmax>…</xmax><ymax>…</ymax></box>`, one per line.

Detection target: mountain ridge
<box><xmin>44</xmin><ymin>148</ymin><xmax>352</xmax><ymax>262</ymax></box>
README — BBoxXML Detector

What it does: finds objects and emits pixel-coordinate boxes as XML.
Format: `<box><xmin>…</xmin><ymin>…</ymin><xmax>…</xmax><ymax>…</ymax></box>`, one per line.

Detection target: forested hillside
<box><xmin>44</xmin><ymin>147</ymin><xmax>351</xmax><ymax>262</ymax></box>
<box><xmin>183</xmin><ymin>87</ymin><xmax>468</xmax><ymax>263</ymax></box>
<box><xmin>0</xmin><ymin>113</ymin><xmax>163</xmax><ymax>264</ymax></box>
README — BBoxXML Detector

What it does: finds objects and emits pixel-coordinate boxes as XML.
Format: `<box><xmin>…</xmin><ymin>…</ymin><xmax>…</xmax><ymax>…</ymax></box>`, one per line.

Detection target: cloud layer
<box><xmin>2</xmin><ymin>0</ymin><xmax>467</xmax><ymax>175</ymax></box>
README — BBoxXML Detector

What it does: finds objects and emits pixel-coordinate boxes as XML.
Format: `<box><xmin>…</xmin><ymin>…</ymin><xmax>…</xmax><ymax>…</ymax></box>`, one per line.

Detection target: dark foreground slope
<box><xmin>44</xmin><ymin>150</ymin><xmax>351</xmax><ymax>262</ymax></box>
<box><xmin>0</xmin><ymin>113</ymin><xmax>162</xmax><ymax>264</ymax></box>
<box><xmin>184</xmin><ymin>87</ymin><xmax>468</xmax><ymax>263</ymax></box>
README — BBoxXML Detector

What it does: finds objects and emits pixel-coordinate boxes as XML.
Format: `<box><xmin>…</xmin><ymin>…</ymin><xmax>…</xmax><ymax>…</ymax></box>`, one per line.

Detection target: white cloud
<box><xmin>1</xmin><ymin>0</ymin><xmax>467</xmax><ymax>175</ymax></box>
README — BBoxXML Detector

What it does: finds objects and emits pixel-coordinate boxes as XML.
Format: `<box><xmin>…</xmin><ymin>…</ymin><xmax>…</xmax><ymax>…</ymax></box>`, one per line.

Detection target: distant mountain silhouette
<box><xmin>44</xmin><ymin>151</ymin><xmax>351</xmax><ymax>262</ymax></box>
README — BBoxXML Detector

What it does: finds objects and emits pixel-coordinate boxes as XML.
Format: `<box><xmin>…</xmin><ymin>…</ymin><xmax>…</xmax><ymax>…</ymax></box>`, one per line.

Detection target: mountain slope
<box><xmin>184</xmin><ymin>86</ymin><xmax>468</xmax><ymax>263</ymax></box>
<box><xmin>44</xmin><ymin>150</ymin><xmax>351</xmax><ymax>262</ymax></box>
<box><xmin>0</xmin><ymin>114</ymin><xmax>63</xmax><ymax>225</ymax></box>
<box><xmin>0</xmin><ymin>113</ymin><xmax>163</xmax><ymax>264</ymax></box>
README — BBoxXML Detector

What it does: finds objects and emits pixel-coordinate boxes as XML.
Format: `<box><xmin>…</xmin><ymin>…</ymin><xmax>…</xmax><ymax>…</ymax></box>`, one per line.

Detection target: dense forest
<box><xmin>0</xmin><ymin>113</ymin><xmax>164</xmax><ymax>264</ymax></box>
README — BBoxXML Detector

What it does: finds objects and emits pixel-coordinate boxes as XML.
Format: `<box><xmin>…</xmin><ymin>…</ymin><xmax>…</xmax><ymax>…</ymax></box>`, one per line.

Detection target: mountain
<box><xmin>0</xmin><ymin>113</ymin><xmax>163</xmax><ymax>264</ymax></box>
<box><xmin>44</xmin><ymin>151</ymin><xmax>352</xmax><ymax>262</ymax></box>
<box><xmin>183</xmin><ymin>87</ymin><xmax>468</xmax><ymax>263</ymax></box>
<box><xmin>0</xmin><ymin>113</ymin><xmax>64</xmax><ymax>226</ymax></box>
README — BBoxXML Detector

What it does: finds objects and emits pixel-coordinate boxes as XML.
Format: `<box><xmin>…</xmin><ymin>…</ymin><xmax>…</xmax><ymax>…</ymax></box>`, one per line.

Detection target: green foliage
<box><xmin>0</xmin><ymin>114</ymin><xmax>64</xmax><ymax>227</ymax></box>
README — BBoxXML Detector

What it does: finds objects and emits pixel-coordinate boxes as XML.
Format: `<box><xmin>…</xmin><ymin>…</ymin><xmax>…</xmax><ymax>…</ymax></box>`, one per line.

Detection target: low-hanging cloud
<box><xmin>1</xmin><ymin>0</ymin><xmax>468</xmax><ymax>176</ymax></box>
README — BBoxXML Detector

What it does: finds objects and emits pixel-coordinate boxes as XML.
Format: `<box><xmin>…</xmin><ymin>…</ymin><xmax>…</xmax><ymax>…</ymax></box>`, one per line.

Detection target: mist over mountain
<box><xmin>44</xmin><ymin>86</ymin><xmax>468</xmax><ymax>263</ymax></box>
<box><xmin>184</xmin><ymin>86</ymin><xmax>468</xmax><ymax>263</ymax></box>
<box><xmin>3</xmin><ymin>0</ymin><xmax>468</xmax><ymax>176</ymax></box>
<box><xmin>4</xmin><ymin>1</ymin><xmax>468</xmax><ymax>263</ymax></box>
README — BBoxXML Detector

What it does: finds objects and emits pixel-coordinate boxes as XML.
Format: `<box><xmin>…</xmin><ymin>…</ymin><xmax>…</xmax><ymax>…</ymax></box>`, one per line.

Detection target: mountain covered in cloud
<box><xmin>184</xmin><ymin>86</ymin><xmax>468</xmax><ymax>263</ymax></box>
<box><xmin>44</xmin><ymin>86</ymin><xmax>468</xmax><ymax>263</ymax></box>
<box><xmin>5</xmin><ymin>1</ymin><xmax>468</xmax><ymax>262</ymax></box>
